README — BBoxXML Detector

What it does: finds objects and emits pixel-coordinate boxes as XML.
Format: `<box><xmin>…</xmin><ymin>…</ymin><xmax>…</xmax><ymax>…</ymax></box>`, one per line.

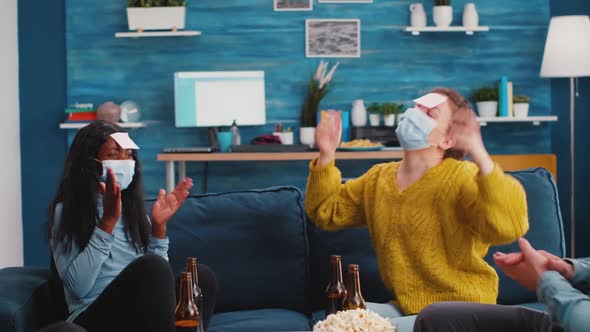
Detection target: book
<box><xmin>67</xmin><ymin>112</ymin><xmax>97</xmax><ymax>121</ymax></box>
<box><xmin>507</xmin><ymin>81</ymin><xmax>514</xmax><ymax>117</ymax></box>
<box><xmin>65</xmin><ymin>108</ymin><xmax>95</xmax><ymax>114</ymax></box>
<box><xmin>498</xmin><ymin>76</ymin><xmax>509</xmax><ymax>117</ymax></box>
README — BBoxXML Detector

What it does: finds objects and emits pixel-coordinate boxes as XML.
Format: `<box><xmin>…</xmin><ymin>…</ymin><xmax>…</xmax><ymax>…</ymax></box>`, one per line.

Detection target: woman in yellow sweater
<box><xmin>306</xmin><ymin>87</ymin><xmax>529</xmax><ymax>318</ymax></box>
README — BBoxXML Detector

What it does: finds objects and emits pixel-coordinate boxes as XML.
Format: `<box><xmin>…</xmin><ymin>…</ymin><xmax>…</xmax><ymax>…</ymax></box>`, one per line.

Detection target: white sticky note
<box><xmin>110</xmin><ymin>132</ymin><xmax>140</xmax><ymax>150</ymax></box>
<box><xmin>413</xmin><ymin>93</ymin><xmax>448</xmax><ymax>108</ymax></box>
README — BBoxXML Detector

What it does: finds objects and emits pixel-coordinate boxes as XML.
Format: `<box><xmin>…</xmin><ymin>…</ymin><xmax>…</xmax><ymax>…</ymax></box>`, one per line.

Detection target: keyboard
<box><xmin>163</xmin><ymin>147</ymin><xmax>213</xmax><ymax>153</ymax></box>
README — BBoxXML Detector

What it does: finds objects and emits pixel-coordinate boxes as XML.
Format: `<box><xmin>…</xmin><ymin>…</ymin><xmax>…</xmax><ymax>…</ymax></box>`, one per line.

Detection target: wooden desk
<box><xmin>157</xmin><ymin>151</ymin><xmax>556</xmax><ymax>192</ymax></box>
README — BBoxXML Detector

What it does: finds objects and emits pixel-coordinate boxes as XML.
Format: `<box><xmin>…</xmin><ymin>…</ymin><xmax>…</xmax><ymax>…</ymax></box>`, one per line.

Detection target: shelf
<box><xmin>477</xmin><ymin>116</ymin><xmax>558</xmax><ymax>126</ymax></box>
<box><xmin>59</xmin><ymin>122</ymin><xmax>147</xmax><ymax>129</ymax></box>
<box><xmin>404</xmin><ymin>26</ymin><xmax>490</xmax><ymax>36</ymax></box>
<box><xmin>114</xmin><ymin>31</ymin><xmax>201</xmax><ymax>38</ymax></box>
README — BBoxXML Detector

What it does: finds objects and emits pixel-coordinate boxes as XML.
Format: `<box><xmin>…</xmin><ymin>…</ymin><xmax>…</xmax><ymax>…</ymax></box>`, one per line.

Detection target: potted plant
<box><xmin>127</xmin><ymin>0</ymin><xmax>187</xmax><ymax>32</ymax></box>
<box><xmin>513</xmin><ymin>95</ymin><xmax>530</xmax><ymax>118</ymax></box>
<box><xmin>380</xmin><ymin>102</ymin><xmax>402</xmax><ymax>127</ymax></box>
<box><xmin>472</xmin><ymin>87</ymin><xmax>499</xmax><ymax>118</ymax></box>
<box><xmin>433</xmin><ymin>0</ymin><xmax>453</xmax><ymax>27</ymax></box>
<box><xmin>367</xmin><ymin>102</ymin><xmax>381</xmax><ymax>127</ymax></box>
<box><xmin>300</xmin><ymin>61</ymin><xmax>339</xmax><ymax>146</ymax></box>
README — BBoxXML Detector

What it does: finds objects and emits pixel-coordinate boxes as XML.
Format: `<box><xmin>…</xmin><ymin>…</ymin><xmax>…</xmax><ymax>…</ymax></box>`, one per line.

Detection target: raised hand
<box><xmin>448</xmin><ymin>106</ymin><xmax>483</xmax><ymax>155</ymax></box>
<box><xmin>493</xmin><ymin>238</ymin><xmax>548</xmax><ymax>291</ymax></box>
<box><xmin>151</xmin><ymin>177</ymin><xmax>194</xmax><ymax>238</ymax></box>
<box><xmin>316</xmin><ymin>110</ymin><xmax>342</xmax><ymax>167</ymax></box>
<box><xmin>98</xmin><ymin>168</ymin><xmax>121</xmax><ymax>234</ymax></box>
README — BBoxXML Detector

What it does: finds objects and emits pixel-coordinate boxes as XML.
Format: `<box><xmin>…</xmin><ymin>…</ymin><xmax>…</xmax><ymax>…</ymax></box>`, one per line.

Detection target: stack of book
<box><xmin>498</xmin><ymin>76</ymin><xmax>514</xmax><ymax>118</ymax></box>
<box><xmin>65</xmin><ymin>104</ymin><xmax>96</xmax><ymax>122</ymax></box>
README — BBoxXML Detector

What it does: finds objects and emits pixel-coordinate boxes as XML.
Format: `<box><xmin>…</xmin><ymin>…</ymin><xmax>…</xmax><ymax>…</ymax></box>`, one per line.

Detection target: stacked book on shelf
<box><xmin>65</xmin><ymin>103</ymin><xmax>96</xmax><ymax>122</ymax></box>
<box><xmin>498</xmin><ymin>76</ymin><xmax>514</xmax><ymax>118</ymax></box>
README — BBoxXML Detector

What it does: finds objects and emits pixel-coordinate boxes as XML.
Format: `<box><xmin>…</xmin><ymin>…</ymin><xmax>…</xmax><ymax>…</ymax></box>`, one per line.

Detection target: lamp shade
<box><xmin>540</xmin><ymin>15</ymin><xmax>590</xmax><ymax>78</ymax></box>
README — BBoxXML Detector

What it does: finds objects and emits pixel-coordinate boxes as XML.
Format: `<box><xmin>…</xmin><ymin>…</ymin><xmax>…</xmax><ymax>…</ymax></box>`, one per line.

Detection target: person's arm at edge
<box><xmin>538</xmin><ymin>271</ymin><xmax>590</xmax><ymax>332</ymax></box>
<box><xmin>51</xmin><ymin>205</ymin><xmax>115</xmax><ymax>299</ymax></box>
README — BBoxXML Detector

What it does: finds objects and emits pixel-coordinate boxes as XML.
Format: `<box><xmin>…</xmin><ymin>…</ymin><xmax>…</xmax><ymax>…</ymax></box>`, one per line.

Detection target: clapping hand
<box><xmin>493</xmin><ymin>238</ymin><xmax>549</xmax><ymax>290</ymax></box>
<box><xmin>316</xmin><ymin>110</ymin><xmax>342</xmax><ymax>167</ymax></box>
<box><xmin>151</xmin><ymin>177</ymin><xmax>194</xmax><ymax>238</ymax></box>
<box><xmin>98</xmin><ymin>168</ymin><xmax>121</xmax><ymax>234</ymax></box>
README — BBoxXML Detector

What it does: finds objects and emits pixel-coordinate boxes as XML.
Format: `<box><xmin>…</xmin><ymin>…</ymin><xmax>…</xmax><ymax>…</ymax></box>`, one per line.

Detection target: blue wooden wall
<box><xmin>66</xmin><ymin>0</ymin><xmax>552</xmax><ymax>197</ymax></box>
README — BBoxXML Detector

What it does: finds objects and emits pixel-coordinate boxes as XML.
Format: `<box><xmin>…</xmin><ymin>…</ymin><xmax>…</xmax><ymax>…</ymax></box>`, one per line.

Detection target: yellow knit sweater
<box><xmin>305</xmin><ymin>158</ymin><xmax>529</xmax><ymax>314</ymax></box>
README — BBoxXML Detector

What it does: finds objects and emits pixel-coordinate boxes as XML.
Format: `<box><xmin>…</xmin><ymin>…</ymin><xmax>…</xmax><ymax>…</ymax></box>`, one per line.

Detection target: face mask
<box><xmin>100</xmin><ymin>160</ymin><xmax>136</xmax><ymax>190</ymax></box>
<box><xmin>395</xmin><ymin>108</ymin><xmax>438</xmax><ymax>151</ymax></box>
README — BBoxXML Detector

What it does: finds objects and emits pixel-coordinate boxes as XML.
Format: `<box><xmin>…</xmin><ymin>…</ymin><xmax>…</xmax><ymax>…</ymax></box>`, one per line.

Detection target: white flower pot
<box><xmin>476</xmin><ymin>101</ymin><xmax>498</xmax><ymax>117</ymax></box>
<box><xmin>369</xmin><ymin>114</ymin><xmax>380</xmax><ymax>127</ymax></box>
<box><xmin>300</xmin><ymin>127</ymin><xmax>316</xmax><ymax>147</ymax></box>
<box><xmin>127</xmin><ymin>7</ymin><xmax>186</xmax><ymax>31</ymax></box>
<box><xmin>433</xmin><ymin>6</ymin><xmax>453</xmax><ymax>27</ymax></box>
<box><xmin>384</xmin><ymin>114</ymin><xmax>395</xmax><ymax>127</ymax></box>
<box><xmin>514</xmin><ymin>103</ymin><xmax>530</xmax><ymax>118</ymax></box>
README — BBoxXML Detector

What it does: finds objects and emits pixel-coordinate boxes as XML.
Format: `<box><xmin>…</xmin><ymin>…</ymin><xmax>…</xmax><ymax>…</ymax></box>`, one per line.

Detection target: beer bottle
<box><xmin>325</xmin><ymin>255</ymin><xmax>347</xmax><ymax>317</ymax></box>
<box><xmin>186</xmin><ymin>257</ymin><xmax>204</xmax><ymax>317</ymax></box>
<box><xmin>342</xmin><ymin>264</ymin><xmax>366</xmax><ymax>310</ymax></box>
<box><xmin>175</xmin><ymin>272</ymin><xmax>203</xmax><ymax>332</ymax></box>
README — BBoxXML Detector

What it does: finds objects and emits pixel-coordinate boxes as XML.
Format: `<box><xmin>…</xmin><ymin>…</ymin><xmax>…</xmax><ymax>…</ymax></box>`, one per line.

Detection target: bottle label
<box><xmin>176</xmin><ymin>320</ymin><xmax>200</xmax><ymax>332</ymax></box>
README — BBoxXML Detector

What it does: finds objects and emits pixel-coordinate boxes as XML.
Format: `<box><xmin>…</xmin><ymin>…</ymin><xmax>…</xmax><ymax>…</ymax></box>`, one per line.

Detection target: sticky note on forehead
<box><xmin>110</xmin><ymin>132</ymin><xmax>140</xmax><ymax>150</ymax></box>
<box><xmin>413</xmin><ymin>93</ymin><xmax>448</xmax><ymax>108</ymax></box>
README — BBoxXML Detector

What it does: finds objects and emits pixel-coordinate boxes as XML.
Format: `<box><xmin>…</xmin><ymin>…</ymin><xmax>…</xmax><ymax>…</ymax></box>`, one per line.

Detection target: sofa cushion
<box><xmin>0</xmin><ymin>267</ymin><xmax>67</xmax><ymax>332</ymax></box>
<box><xmin>307</xmin><ymin>223</ymin><xmax>394</xmax><ymax>311</ymax></box>
<box><xmin>208</xmin><ymin>309</ymin><xmax>311</xmax><ymax>332</ymax></box>
<box><xmin>148</xmin><ymin>186</ymin><xmax>309</xmax><ymax>314</ymax></box>
<box><xmin>485</xmin><ymin>167</ymin><xmax>565</xmax><ymax>305</ymax></box>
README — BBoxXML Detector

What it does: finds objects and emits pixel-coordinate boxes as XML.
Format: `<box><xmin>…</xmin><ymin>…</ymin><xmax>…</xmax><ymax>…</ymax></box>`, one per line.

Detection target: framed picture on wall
<box><xmin>306</xmin><ymin>19</ymin><xmax>361</xmax><ymax>58</ymax></box>
<box><xmin>318</xmin><ymin>0</ymin><xmax>373</xmax><ymax>3</ymax></box>
<box><xmin>274</xmin><ymin>0</ymin><xmax>313</xmax><ymax>11</ymax></box>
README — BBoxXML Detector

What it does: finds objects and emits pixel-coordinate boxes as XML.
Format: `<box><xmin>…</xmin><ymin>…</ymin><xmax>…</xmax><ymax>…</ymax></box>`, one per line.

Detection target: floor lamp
<box><xmin>540</xmin><ymin>15</ymin><xmax>590</xmax><ymax>258</ymax></box>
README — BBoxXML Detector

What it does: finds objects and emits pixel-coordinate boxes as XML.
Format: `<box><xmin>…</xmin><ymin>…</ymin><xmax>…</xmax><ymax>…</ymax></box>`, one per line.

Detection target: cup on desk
<box><xmin>216</xmin><ymin>131</ymin><xmax>233</xmax><ymax>152</ymax></box>
<box><xmin>273</xmin><ymin>132</ymin><xmax>294</xmax><ymax>145</ymax></box>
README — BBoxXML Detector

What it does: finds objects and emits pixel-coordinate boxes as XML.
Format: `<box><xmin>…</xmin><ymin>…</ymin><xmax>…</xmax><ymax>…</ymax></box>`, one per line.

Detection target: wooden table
<box><xmin>157</xmin><ymin>150</ymin><xmax>404</xmax><ymax>192</ymax></box>
<box><xmin>157</xmin><ymin>151</ymin><xmax>556</xmax><ymax>193</ymax></box>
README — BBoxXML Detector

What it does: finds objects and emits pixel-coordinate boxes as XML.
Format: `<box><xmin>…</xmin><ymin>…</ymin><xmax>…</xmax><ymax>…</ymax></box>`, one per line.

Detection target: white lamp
<box><xmin>540</xmin><ymin>15</ymin><xmax>590</xmax><ymax>257</ymax></box>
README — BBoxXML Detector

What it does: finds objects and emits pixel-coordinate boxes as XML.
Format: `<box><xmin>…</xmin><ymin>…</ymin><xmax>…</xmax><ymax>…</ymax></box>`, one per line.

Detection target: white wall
<box><xmin>0</xmin><ymin>0</ymin><xmax>23</xmax><ymax>267</ymax></box>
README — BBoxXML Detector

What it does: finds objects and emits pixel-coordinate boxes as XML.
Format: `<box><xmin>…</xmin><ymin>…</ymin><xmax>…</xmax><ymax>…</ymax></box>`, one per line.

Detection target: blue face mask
<box><xmin>100</xmin><ymin>159</ymin><xmax>136</xmax><ymax>190</ymax></box>
<box><xmin>395</xmin><ymin>108</ymin><xmax>438</xmax><ymax>151</ymax></box>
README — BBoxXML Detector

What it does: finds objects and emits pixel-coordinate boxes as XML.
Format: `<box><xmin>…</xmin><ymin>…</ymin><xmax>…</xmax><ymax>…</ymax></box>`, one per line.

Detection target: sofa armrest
<box><xmin>0</xmin><ymin>267</ymin><xmax>67</xmax><ymax>332</ymax></box>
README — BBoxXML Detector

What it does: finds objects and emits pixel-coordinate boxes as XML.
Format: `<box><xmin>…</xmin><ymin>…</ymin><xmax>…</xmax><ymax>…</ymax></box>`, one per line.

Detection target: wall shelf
<box><xmin>59</xmin><ymin>122</ymin><xmax>147</xmax><ymax>129</ymax></box>
<box><xmin>477</xmin><ymin>116</ymin><xmax>558</xmax><ymax>126</ymax></box>
<box><xmin>404</xmin><ymin>26</ymin><xmax>490</xmax><ymax>36</ymax></box>
<box><xmin>114</xmin><ymin>31</ymin><xmax>201</xmax><ymax>38</ymax></box>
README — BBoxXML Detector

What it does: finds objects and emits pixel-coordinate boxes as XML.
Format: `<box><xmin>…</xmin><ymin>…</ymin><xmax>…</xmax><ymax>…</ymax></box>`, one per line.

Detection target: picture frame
<box><xmin>306</xmin><ymin>19</ymin><xmax>361</xmax><ymax>58</ymax></box>
<box><xmin>318</xmin><ymin>0</ymin><xmax>373</xmax><ymax>3</ymax></box>
<box><xmin>274</xmin><ymin>0</ymin><xmax>313</xmax><ymax>11</ymax></box>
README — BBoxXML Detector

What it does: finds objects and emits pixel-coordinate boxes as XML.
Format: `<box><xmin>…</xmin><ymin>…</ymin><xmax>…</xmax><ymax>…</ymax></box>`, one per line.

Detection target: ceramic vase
<box><xmin>351</xmin><ymin>100</ymin><xmax>367</xmax><ymax>127</ymax></box>
<box><xmin>462</xmin><ymin>3</ymin><xmax>479</xmax><ymax>27</ymax></box>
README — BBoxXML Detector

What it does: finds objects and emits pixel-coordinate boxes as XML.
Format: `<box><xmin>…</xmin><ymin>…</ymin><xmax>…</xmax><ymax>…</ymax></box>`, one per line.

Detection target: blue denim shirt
<box><xmin>537</xmin><ymin>258</ymin><xmax>590</xmax><ymax>332</ymax></box>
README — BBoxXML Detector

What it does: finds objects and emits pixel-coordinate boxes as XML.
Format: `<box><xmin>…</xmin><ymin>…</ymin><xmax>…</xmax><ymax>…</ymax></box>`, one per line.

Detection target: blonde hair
<box><xmin>430</xmin><ymin>87</ymin><xmax>472</xmax><ymax>160</ymax></box>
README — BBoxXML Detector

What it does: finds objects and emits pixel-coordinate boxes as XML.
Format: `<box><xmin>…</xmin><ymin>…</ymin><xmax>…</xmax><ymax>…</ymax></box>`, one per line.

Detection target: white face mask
<box><xmin>100</xmin><ymin>159</ymin><xmax>136</xmax><ymax>190</ymax></box>
<box><xmin>395</xmin><ymin>108</ymin><xmax>438</xmax><ymax>151</ymax></box>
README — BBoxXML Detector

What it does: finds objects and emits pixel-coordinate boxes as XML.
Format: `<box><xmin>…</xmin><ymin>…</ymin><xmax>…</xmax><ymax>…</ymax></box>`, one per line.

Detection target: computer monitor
<box><xmin>174</xmin><ymin>71</ymin><xmax>266</xmax><ymax>128</ymax></box>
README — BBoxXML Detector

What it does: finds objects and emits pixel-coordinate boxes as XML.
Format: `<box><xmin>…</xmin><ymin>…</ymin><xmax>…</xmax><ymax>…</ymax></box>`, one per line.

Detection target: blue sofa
<box><xmin>0</xmin><ymin>167</ymin><xmax>565</xmax><ymax>332</ymax></box>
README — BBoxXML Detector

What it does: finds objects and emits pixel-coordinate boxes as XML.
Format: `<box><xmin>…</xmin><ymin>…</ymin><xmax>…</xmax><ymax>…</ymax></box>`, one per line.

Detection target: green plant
<box><xmin>471</xmin><ymin>87</ymin><xmax>499</xmax><ymax>102</ymax></box>
<box><xmin>301</xmin><ymin>61</ymin><xmax>339</xmax><ymax>127</ymax></box>
<box><xmin>379</xmin><ymin>102</ymin><xmax>403</xmax><ymax>115</ymax></box>
<box><xmin>513</xmin><ymin>95</ymin><xmax>530</xmax><ymax>104</ymax></box>
<box><xmin>367</xmin><ymin>102</ymin><xmax>381</xmax><ymax>114</ymax></box>
<box><xmin>128</xmin><ymin>0</ymin><xmax>186</xmax><ymax>7</ymax></box>
<box><xmin>434</xmin><ymin>0</ymin><xmax>450</xmax><ymax>6</ymax></box>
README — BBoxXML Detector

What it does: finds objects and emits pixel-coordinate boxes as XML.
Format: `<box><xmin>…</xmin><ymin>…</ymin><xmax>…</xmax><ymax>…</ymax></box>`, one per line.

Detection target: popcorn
<box><xmin>313</xmin><ymin>308</ymin><xmax>397</xmax><ymax>332</ymax></box>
